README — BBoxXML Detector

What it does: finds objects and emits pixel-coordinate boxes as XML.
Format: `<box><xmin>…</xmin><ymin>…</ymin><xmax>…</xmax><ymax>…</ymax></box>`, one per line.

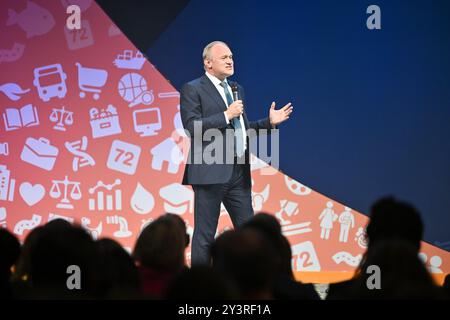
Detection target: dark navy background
<box><xmin>144</xmin><ymin>0</ymin><xmax>450</xmax><ymax>248</ymax></box>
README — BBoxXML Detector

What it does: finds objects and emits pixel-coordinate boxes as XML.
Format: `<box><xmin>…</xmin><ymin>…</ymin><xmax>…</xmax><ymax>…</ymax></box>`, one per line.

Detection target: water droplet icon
<box><xmin>130</xmin><ymin>183</ymin><xmax>154</xmax><ymax>214</ymax></box>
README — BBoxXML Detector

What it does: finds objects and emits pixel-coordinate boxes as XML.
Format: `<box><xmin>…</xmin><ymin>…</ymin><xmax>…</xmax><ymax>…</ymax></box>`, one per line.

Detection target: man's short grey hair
<box><xmin>202</xmin><ymin>41</ymin><xmax>230</xmax><ymax>61</ymax></box>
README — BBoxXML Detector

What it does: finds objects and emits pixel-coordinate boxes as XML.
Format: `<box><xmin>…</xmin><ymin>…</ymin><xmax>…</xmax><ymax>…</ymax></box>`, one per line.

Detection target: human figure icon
<box><xmin>338</xmin><ymin>206</ymin><xmax>355</xmax><ymax>242</ymax></box>
<box><xmin>319</xmin><ymin>201</ymin><xmax>338</xmax><ymax>240</ymax></box>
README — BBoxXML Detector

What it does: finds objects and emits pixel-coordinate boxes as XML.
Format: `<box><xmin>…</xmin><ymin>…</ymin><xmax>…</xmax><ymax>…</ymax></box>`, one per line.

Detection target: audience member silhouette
<box><xmin>95</xmin><ymin>238</ymin><xmax>140</xmax><ymax>299</ymax></box>
<box><xmin>327</xmin><ymin>197</ymin><xmax>443</xmax><ymax>299</ymax></box>
<box><xmin>350</xmin><ymin>238</ymin><xmax>444</xmax><ymax>299</ymax></box>
<box><xmin>27</xmin><ymin>220</ymin><xmax>98</xmax><ymax>299</ymax></box>
<box><xmin>443</xmin><ymin>273</ymin><xmax>450</xmax><ymax>298</ymax></box>
<box><xmin>210</xmin><ymin>228</ymin><xmax>277</xmax><ymax>299</ymax></box>
<box><xmin>0</xmin><ymin>228</ymin><xmax>20</xmax><ymax>299</ymax></box>
<box><xmin>133</xmin><ymin>213</ymin><xmax>188</xmax><ymax>299</ymax></box>
<box><xmin>242</xmin><ymin>213</ymin><xmax>320</xmax><ymax>300</ymax></box>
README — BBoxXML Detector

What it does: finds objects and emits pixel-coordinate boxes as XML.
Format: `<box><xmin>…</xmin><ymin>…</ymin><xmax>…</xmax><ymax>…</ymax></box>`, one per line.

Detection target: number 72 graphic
<box><xmin>291</xmin><ymin>241</ymin><xmax>321</xmax><ymax>271</ymax></box>
<box><xmin>107</xmin><ymin>140</ymin><xmax>141</xmax><ymax>175</ymax></box>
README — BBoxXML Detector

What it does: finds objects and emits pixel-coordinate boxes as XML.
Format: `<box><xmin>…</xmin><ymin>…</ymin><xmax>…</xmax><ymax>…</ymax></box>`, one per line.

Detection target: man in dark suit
<box><xmin>180</xmin><ymin>41</ymin><xmax>293</xmax><ymax>265</ymax></box>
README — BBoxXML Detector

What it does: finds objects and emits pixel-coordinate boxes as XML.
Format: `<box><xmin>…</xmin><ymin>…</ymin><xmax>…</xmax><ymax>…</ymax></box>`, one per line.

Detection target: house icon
<box><xmin>150</xmin><ymin>137</ymin><xmax>183</xmax><ymax>174</ymax></box>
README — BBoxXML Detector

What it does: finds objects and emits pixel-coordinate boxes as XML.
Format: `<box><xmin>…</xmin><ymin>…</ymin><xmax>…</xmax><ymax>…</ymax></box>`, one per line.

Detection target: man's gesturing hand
<box><xmin>225</xmin><ymin>100</ymin><xmax>244</xmax><ymax>120</ymax></box>
<box><xmin>269</xmin><ymin>102</ymin><xmax>293</xmax><ymax>126</ymax></box>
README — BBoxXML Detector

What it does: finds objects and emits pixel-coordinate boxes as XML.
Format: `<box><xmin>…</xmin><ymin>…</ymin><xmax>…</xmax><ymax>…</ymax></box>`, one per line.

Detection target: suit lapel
<box><xmin>200</xmin><ymin>75</ymin><xmax>227</xmax><ymax>112</ymax></box>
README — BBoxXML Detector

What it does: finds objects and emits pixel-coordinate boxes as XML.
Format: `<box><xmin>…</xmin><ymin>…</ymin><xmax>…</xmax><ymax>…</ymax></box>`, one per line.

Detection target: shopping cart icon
<box><xmin>75</xmin><ymin>63</ymin><xmax>108</xmax><ymax>100</ymax></box>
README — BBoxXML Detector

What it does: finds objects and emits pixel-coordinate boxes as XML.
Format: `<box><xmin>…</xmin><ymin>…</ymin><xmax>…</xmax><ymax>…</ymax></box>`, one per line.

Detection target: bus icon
<box><xmin>33</xmin><ymin>63</ymin><xmax>67</xmax><ymax>102</ymax></box>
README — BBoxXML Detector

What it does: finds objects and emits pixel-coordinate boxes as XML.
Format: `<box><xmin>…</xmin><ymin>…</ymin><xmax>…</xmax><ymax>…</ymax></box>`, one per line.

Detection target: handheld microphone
<box><xmin>231</xmin><ymin>83</ymin><xmax>239</xmax><ymax>102</ymax></box>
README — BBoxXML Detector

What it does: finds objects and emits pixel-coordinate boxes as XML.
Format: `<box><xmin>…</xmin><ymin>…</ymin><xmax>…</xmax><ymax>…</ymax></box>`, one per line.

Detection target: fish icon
<box><xmin>6</xmin><ymin>1</ymin><xmax>55</xmax><ymax>38</ymax></box>
<box><xmin>0</xmin><ymin>83</ymin><xmax>30</xmax><ymax>101</ymax></box>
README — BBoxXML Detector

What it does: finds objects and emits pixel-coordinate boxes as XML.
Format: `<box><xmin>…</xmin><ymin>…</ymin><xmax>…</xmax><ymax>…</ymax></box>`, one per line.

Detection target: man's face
<box><xmin>204</xmin><ymin>43</ymin><xmax>234</xmax><ymax>80</ymax></box>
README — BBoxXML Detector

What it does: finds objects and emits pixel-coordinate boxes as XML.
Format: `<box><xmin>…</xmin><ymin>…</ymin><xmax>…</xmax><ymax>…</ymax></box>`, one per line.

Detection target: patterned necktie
<box><xmin>220</xmin><ymin>81</ymin><xmax>244</xmax><ymax>157</ymax></box>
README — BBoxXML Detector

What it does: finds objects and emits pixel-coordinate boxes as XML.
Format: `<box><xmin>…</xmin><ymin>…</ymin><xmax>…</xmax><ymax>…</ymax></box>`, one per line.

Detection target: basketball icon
<box><xmin>118</xmin><ymin>73</ymin><xmax>154</xmax><ymax>107</ymax></box>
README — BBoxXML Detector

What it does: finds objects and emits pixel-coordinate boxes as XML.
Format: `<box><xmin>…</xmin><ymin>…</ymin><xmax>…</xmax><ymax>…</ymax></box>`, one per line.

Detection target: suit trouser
<box><xmin>191</xmin><ymin>163</ymin><xmax>254</xmax><ymax>266</ymax></box>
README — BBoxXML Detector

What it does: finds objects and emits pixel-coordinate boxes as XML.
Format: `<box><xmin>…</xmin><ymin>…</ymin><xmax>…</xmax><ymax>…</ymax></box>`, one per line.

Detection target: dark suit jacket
<box><xmin>180</xmin><ymin>74</ymin><xmax>273</xmax><ymax>185</ymax></box>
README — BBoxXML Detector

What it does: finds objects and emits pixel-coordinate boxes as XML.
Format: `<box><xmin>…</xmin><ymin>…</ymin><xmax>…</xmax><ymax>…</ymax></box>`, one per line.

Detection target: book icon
<box><xmin>2</xmin><ymin>104</ymin><xmax>39</xmax><ymax>131</ymax></box>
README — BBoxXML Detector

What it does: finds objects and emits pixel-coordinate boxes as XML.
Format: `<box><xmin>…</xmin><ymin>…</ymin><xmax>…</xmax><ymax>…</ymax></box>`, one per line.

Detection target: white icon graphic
<box><xmin>88</xmin><ymin>179</ymin><xmax>122</xmax><ymax>211</ymax></box>
<box><xmin>130</xmin><ymin>183</ymin><xmax>154</xmax><ymax>215</ymax></box>
<box><xmin>332</xmin><ymin>252</ymin><xmax>362</xmax><ymax>267</ymax></box>
<box><xmin>76</xmin><ymin>63</ymin><xmax>108</xmax><ymax>100</ymax></box>
<box><xmin>13</xmin><ymin>214</ymin><xmax>42</xmax><ymax>236</ymax></box>
<box><xmin>7</xmin><ymin>1</ymin><xmax>55</xmax><ymax>38</ymax></box>
<box><xmin>19</xmin><ymin>182</ymin><xmax>45</xmax><ymax>206</ymax></box>
<box><xmin>0</xmin><ymin>165</ymin><xmax>15</xmax><ymax>201</ymax></box>
<box><xmin>159</xmin><ymin>183</ymin><xmax>194</xmax><ymax>215</ymax></box>
<box><xmin>65</xmin><ymin>136</ymin><xmax>95</xmax><ymax>172</ymax></box>
<box><xmin>0</xmin><ymin>83</ymin><xmax>30</xmax><ymax>101</ymax></box>
<box><xmin>291</xmin><ymin>241</ymin><xmax>321</xmax><ymax>271</ymax></box>
<box><xmin>173</xmin><ymin>104</ymin><xmax>187</xmax><ymax>137</ymax></box>
<box><xmin>281</xmin><ymin>222</ymin><xmax>312</xmax><ymax>237</ymax></box>
<box><xmin>429</xmin><ymin>256</ymin><xmax>443</xmax><ymax>274</ymax></box>
<box><xmin>0</xmin><ymin>207</ymin><xmax>6</xmax><ymax>228</ymax></box>
<box><xmin>89</xmin><ymin>105</ymin><xmax>121</xmax><ymax>138</ymax></box>
<box><xmin>319</xmin><ymin>201</ymin><xmax>338</xmax><ymax>240</ymax></box>
<box><xmin>50</xmin><ymin>176</ymin><xmax>81</xmax><ymax>209</ymax></box>
<box><xmin>419</xmin><ymin>253</ymin><xmax>443</xmax><ymax>274</ymax></box>
<box><xmin>20</xmin><ymin>137</ymin><xmax>59</xmax><ymax>171</ymax></box>
<box><xmin>64</xmin><ymin>20</ymin><xmax>94</xmax><ymax>50</ymax></box>
<box><xmin>338</xmin><ymin>207</ymin><xmax>355</xmax><ymax>243</ymax></box>
<box><xmin>158</xmin><ymin>91</ymin><xmax>180</xmax><ymax>99</ymax></box>
<box><xmin>50</xmin><ymin>106</ymin><xmax>73</xmax><ymax>131</ymax></box>
<box><xmin>81</xmin><ymin>217</ymin><xmax>102</xmax><ymax>240</ymax></box>
<box><xmin>250</xmin><ymin>154</ymin><xmax>278</xmax><ymax>175</ymax></box>
<box><xmin>107</xmin><ymin>140</ymin><xmax>141</xmax><ymax>175</ymax></box>
<box><xmin>3</xmin><ymin>104</ymin><xmax>39</xmax><ymax>131</ymax></box>
<box><xmin>118</xmin><ymin>73</ymin><xmax>154</xmax><ymax>107</ymax></box>
<box><xmin>150</xmin><ymin>138</ymin><xmax>183</xmax><ymax>174</ymax></box>
<box><xmin>106</xmin><ymin>215</ymin><xmax>132</xmax><ymax>238</ymax></box>
<box><xmin>139</xmin><ymin>218</ymin><xmax>154</xmax><ymax>232</ymax></box>
<box><xmin>113</xmin><ymin>50</ymin><xmax>145</xmax><ymax>70</ymax></box>
<box><xmin>285</xmin><ymin>176</ymin><xmax>311</xmax><ymax>196</ymax></box>
<box><xmin>133</xmin><ymin>108</ymin><xmax>162</xmax><ymax>137</ymax></box>
<box><xmin>48</xmin><ymin>213</ymin><xmax>74</xmax><ymax>223</ymax></box>
<box><xmin>354</xmin><ymin>227</ymin><xmax>368</xmax><ymax>249</ymax></box>
<box><xmin>0</xmin><ymin>43</ymin><xmax>25</xmax><ymax>63</ymax></box>
<box><xmin>275</xmin><ymin>200</ymin><xmax>299</xmax><ymax>225</ymax></box>
<box><xmin>33</xmin><ymin>64</ymin><xmax>67</xmax><ymax>102</ymax></box>
<box><xmin>108</xmin><ymin>24</ymin><xmax>121</xmax><ymax>37</ymax></box>
<box><xmin>251</xmin><ymin>183</ymin><xmax>270</xmax><ymax>211</ymax></box>
<box><xmin>0</xmin><ymin>143</ymin><xmax>9</xmax><ymax>156</ymax></box>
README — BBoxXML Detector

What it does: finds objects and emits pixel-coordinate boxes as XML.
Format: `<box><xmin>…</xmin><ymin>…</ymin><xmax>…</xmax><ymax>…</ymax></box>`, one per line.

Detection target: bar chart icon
<box><xmin>88</xmin><ymin>179</ymin><xmax>122</xmax><ymax>211</ymax></box>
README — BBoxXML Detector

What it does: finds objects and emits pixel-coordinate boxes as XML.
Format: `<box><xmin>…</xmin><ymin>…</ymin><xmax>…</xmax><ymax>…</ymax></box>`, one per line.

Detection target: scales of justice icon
<box><xmin>50</xmin><ymin>106</ymin><xmax>73</xmax><ymax>131</ymax></box>
<box><xmin>50</xmin><ymin>176</ymin><xmax>81</xmax><ymax>209</ymax></box>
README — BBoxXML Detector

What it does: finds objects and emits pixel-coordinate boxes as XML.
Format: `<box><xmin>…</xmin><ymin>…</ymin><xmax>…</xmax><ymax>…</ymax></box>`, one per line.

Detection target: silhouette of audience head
<box><xmin>242</xmin><ymin>212</ymin><xmax>290</xmax><ymax>277</ymax></box>
<box><xmin>210</xmin><ymin>228</ymin><xmax>277</xmax><ymax>299</ymax></box>
<box><xmin>28</xmin><ymin>220</ymin><xmax>97</xmax><ymax>298</ymax></box>
<box><xmin>133</xmin><ymin>214</ymin><xmax>187</xmax><ymax>272</ymax></box>
<box><xmin>14</xmin><ymin>226</ymin><xmax>44</xmax><ymax>282</ymax></box>
<box><xmin>161</xmin><ymin>213</ymin><xmax>190</xmax><ymax>248</ymax></box>
<box><xmin>367</xmin><ymin>196</ymin><xmax>423</xmax><ymax>251</ymax></box>
<box><xmin>95</xmin><ymin>238</ymin><xmax>140</xmax><ymax>298</ymax></box>
<box><xmin>0</xmin><ymin>228</ymin><xmax>20</xmax><ymax>278</ymax></box>
<box><xmin>241</xmin><ymin>213</ymin><xmax>320</xmax><ymax>300</ymax></box>
<box><xmin>443</xmin><ymin>273</ymin><xmax>450</xmax><ymax>298</ymax></box>
<box><xmin>0</xmin><ymin>228</ymin><xmax>20</xmax><ymax>299</ymax></box>
<box><xmin>354</xmin><ymin>238</ymin><xmax>442</xmax><ymax>299</ymax></box>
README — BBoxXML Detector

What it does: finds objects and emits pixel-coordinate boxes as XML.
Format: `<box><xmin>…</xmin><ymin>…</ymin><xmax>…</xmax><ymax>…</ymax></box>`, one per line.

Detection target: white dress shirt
<box><xmin>205</xmin><ymin>71</ymin><xmax>247</xmax><ymax>151</ymax></box>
